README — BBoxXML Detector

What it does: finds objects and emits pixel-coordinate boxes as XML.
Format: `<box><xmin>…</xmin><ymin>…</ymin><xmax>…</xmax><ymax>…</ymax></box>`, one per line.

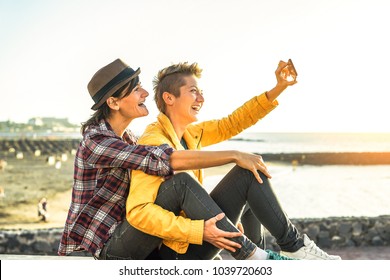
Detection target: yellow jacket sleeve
<box><xmin>195</xmin><ymin>92</ymin><xmax>278</xmax><ymax>147</ymax></box>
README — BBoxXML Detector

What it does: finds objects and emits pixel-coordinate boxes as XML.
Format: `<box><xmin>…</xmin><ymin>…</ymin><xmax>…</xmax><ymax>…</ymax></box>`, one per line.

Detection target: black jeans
<box><xmin>99</xmin><ymin>166</ymin><xmax>303</xmax><ymax>260</ymax></box>
<box><xmin>241</xmin><ymin>203</ymin><xmax>266</xmax><ymax>249</ymax></box>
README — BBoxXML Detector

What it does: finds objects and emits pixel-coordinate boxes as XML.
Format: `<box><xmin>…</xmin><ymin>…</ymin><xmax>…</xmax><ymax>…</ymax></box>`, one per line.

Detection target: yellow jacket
<box><xmin>126</xmin><ymin>93</ymin><xmax>278</xmax><ymax>254</ymax></box>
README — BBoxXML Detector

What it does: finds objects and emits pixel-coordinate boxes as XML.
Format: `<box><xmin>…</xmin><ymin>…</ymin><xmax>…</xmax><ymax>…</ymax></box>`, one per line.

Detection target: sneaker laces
<box><xmin>304</xmin><ymin>237</ymin><xmax>331</xmax><ymax>258</ymax></box>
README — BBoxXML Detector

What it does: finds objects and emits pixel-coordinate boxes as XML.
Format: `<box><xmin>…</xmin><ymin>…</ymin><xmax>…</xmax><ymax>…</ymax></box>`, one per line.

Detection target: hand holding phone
<box><xmin>287</xmin><ymin>59</ymin><xmax>297</xmax><ymax>77</ymax></box>
<box><xmin>281</xmin><ymin>59</ymin><xmax>298</xmax><ymax>82</ymax></box>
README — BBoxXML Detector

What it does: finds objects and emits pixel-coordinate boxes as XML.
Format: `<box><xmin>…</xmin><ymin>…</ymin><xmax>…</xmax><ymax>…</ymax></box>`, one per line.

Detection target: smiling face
<box><xmin>121</xmin><ymin>83</ymin><xmax>150</xmax><ymax>118</ymax></box>
<box><xmin>169</xmin><ymin>75</ymin><xmax>204</xmax><ymax>126</ymax></box>
<box><xmin>109</xmin><ymin>83</ymin><xmax>150</xmax><ymax>121</ymax></box>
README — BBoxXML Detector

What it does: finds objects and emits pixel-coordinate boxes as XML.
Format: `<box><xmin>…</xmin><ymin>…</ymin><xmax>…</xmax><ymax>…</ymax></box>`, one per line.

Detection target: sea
<box><xmin>206</xmin><ymin>132</ymin><xmax>390</xmax><ymax>154</ymax></box>
<box><xmin>2</xmin><ymin>131</ymin><xmax>390</xmax><ymax>153</ymax></box>
<box><xmin>203</xmin><ymin>132</ymin><xmax>390</xmax><ymax>218</ymax></box>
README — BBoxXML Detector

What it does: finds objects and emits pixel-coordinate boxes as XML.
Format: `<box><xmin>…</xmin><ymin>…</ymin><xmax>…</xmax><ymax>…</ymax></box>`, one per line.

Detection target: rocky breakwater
<box><xmin>261</xmin><ymin>152</ymin><xmax>390</xmax><ymax>165</ymax></box>
<box><xmin>265</xmin><ymin>215</ymin><xmax>390</xmax><ymax>252</ymax></box>
<box><xmin>0</xmin><ymin>139</ymin><xmax>80</xmax><ymax>158</ymax></box>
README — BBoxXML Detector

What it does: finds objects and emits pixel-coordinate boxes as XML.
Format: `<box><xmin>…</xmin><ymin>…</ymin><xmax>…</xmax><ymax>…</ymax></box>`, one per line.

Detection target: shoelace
<box><xmin>306</xmin><ymin>239</ymin><xmax>330</xmax><ymax>257</ymax></box>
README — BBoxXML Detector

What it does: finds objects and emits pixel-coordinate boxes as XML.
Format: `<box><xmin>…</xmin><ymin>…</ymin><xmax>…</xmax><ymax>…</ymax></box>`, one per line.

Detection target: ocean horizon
<box><xmin>206</xmin><ymin>132</ymin><xmax>390</xmax><ymax>154</ymax></box>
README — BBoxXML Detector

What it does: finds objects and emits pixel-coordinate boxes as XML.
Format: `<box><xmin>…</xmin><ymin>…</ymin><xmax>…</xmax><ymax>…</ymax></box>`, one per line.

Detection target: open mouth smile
<box><xmin>191</xmin><ymin>105</ymin><xmax>201</xmax><ymax>112</ymax></box>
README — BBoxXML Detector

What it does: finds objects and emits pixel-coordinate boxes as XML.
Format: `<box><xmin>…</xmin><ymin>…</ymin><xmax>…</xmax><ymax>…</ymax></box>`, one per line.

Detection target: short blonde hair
<box><xmin>153</xmin><ymin>62</ymin><xmax>202</xmax><ymax>113</ymax></box>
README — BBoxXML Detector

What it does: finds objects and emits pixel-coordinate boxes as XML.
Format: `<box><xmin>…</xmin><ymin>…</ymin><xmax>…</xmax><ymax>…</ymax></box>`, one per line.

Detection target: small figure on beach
<box><xmin>38</xmin><ymin>197</ymin><xmax>49</xmax><ymax>222</ymax></box>
<box><xmin>0</xmin><ymin>159</ymin><xmax>7</xmax><ymax>171</ymax></box>
<box><xmin>0</xmin><ymin>186</ymin><xmax>5</xmax><ymax>199</ymax></box>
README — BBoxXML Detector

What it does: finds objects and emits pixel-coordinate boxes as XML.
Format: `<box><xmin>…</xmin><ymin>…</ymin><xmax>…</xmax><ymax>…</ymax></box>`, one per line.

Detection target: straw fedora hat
<box><xmin>88</xmin><ymin>59</ymin><xmax>140</xmax><ymax>110</ymax></box>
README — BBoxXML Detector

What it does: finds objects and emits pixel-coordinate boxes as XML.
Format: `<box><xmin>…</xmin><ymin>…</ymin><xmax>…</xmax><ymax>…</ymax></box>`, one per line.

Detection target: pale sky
<box><xmin>1</xmin><ymin>0</ymin><xmax>389</xmax><ymax>134</ymax></box>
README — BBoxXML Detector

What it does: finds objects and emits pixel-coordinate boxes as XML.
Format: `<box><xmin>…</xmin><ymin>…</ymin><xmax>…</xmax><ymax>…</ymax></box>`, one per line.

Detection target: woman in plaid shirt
<box><xmin>59</xmin><ymin>59</ymin><xmax>263</xmax><ymax>259</ymax></box>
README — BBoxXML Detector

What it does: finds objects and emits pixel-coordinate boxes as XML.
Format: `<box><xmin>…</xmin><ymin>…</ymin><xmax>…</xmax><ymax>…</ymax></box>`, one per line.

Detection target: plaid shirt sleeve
<box><xmin>82</xmin><ymin>134</ymin><xmax>174</xmax><ymax>177</ymax></box>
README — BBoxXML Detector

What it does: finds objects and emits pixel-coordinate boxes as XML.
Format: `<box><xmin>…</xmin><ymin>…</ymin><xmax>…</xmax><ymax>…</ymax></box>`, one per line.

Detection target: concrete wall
<box><xmin>1</xmin><ymin>216</ymin><xmax>389</xmax><ymax>256</ymax></box>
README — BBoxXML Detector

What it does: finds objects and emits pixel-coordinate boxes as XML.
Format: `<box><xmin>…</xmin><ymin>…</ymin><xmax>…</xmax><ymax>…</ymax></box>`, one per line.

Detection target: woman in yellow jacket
<box><xmin>122</xmin><ymin>61</ymin><xmax>340</xmax><ymax>260</ymax></box>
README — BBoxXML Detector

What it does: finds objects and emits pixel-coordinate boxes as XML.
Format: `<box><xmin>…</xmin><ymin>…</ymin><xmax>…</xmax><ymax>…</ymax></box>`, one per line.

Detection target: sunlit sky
<box><xmin>1</xmin><ymin>0</ymin><xmax>389</xmax><ymax>134</ymax></box>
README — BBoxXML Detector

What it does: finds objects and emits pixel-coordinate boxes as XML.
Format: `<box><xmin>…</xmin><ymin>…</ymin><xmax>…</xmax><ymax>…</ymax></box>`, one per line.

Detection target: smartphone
<box><xmin>287</xmin><ymin>59</ymin><xmax>298</xmax><ymax>77</ymax></box>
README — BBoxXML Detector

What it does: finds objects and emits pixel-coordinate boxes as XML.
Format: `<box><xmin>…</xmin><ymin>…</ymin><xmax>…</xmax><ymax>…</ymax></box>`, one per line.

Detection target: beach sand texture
<box><xmin>0</xmin><ymin>154</ymin><xmax>235</xmax><ymax>230</ymax></box>
<box><xmin>0</xmin><ymin>156</ymin><xmax>74</xmax><ymax>230</ymax></box>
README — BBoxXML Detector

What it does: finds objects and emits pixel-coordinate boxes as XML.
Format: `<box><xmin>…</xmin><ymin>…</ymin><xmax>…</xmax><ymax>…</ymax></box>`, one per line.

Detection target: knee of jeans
<box><xmin>233</xmin><ymin>165</ymin><xmax>253</xmax><ymax>175</ymax></box>
<box><xmin>233</xmin><ymin>165</ymin><xmax>270</xmax><ymax>185</ymax></box>
<box><xmin>174</xmin><ymin>172</ymin><xmax>195</xmax><ymax>184</ymax></box>
<box><xmin>232</xmin><ymin>165</ymin><xmax>254</xmax><ymax>178</ymax></box>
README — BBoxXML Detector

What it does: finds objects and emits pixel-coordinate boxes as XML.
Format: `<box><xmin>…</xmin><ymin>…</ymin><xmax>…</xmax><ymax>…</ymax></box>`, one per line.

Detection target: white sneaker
<box><xmin>281</xmin><ymin>234</ymin><xmax>341</xmax><ymax>260</ymax></box>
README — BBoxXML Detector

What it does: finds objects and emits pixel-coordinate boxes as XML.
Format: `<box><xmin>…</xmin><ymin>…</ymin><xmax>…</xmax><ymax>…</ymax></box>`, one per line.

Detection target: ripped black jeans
<box><xmin>98</xmin><ymin>166</ymin><xmax>303</xmax><ymax>260</ymax></box>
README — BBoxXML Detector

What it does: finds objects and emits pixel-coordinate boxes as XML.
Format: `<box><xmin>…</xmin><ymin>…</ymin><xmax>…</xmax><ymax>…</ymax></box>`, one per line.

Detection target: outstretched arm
<box><xmin>171</xmin><ymin>150</ymin><xmax>271</xmax><ymax>183</ymax></box>
<box><xmin>196</xmin><ymin>59</ymin><xmax>298</xmax><ymax>148</ymax></box>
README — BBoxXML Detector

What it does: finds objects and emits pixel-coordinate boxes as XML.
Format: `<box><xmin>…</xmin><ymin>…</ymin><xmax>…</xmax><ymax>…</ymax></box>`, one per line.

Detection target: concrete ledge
<box><xmin>1</xmin><ymin>216</ymin><xmax>389</xmax><ymax>257</ymax></box>
<box><xmin>0</xmin><ymin>254</ymin><xmax>93</xmax><ymax>260</ymax></box>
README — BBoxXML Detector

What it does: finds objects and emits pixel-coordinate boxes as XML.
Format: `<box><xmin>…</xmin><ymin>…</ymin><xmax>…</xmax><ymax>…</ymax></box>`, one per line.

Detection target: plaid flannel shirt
<box><xmin>58</xmin><ymin>119</ymin><xmax>173</xmax><ymax>257</ymax></box>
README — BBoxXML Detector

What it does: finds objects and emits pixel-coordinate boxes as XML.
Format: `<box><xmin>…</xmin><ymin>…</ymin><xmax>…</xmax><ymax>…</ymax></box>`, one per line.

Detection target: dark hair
<box><xmin>153</xmin><ymin>62</ymin><xmax>202</xmax><ymax>113</ymax></box>
<box><xmin>80</xmin><ymin>81</ymin><xmax>134</xmax><ymax>134</ymax></box>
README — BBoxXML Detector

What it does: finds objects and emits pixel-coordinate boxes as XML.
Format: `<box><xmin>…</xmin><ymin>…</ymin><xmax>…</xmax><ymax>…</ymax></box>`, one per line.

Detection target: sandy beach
<box><xmin>0</xmin><ymin>155</ymin><xmax>235</xmax><ymax>230</ymax></box>
<box><xmin>0</xmin><ymin>156</ymin><xmax>74</xmax><ymax>230</ymax></box>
